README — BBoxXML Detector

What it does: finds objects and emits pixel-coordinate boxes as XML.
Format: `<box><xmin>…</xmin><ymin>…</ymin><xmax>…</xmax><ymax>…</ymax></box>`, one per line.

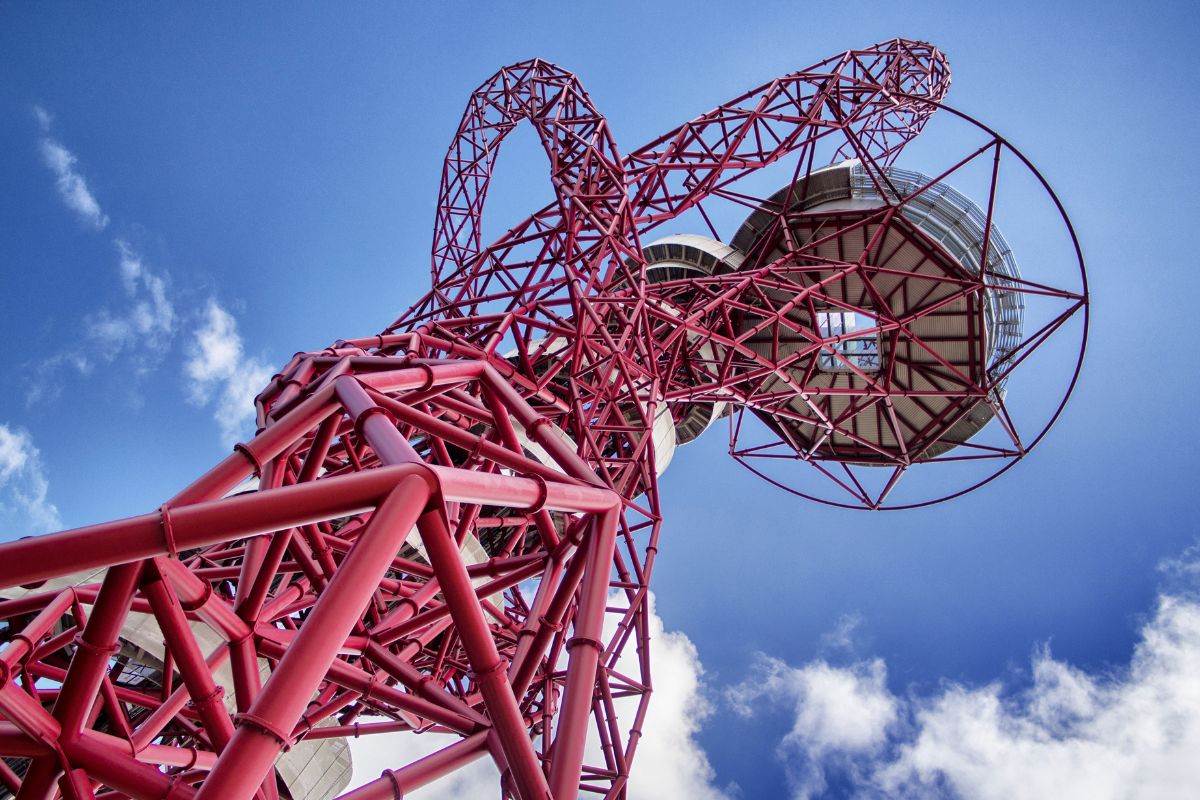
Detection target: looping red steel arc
<box><xmin>0</xmin><ymin>39</ymin><xmax>1086</xmax><ymax>800</ymax></box>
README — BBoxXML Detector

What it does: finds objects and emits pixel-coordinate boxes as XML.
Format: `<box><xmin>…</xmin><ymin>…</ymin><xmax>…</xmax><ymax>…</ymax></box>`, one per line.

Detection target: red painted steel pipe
<box><xmin>0</xmin><ymin>465</ymin><xmax>428</xmax><ymax>589</ymax></box>
<box><xmin>335</xmin><ymin>377</ymin><xmax>422</xmax><ymax>465</ymax></box>
<box><xmin>339</xmin><ymin>731</ymin><xmax>491</xmax><ymax>800</ymax></box>
<box><xmin>413</xmin><ymin>507</ymin><xmax>551</xmax><ymax>799</ymax></box>
<box><xmin>344</xmin><ymin>371</ymin><xmax>553</xmax><ymax>797</ymax></box>
<box><xmin>16</xmin><ymin>563</ymin><xmax>144</xmax><ymax>800</ymax></box>
<box><xmin>131</xmin><ymin>644</ymin><xmax>230</xmax><ymax>750</ymax></box>
<box><xmin>169</xmin><ymin>385</ymin><xmax>340</xmax><ymax>507</ymax></box>
<box><xmin>427</xmin><ymin>464</ymin><xmax>616</xmax><ymax>514</ymax></box>
<box><xmin>141</xmin><ymin>569</ymin><xmax>235</xmax><ymax>751</ymax></box>
<box><xmin>255</xmin><ymin>637</ymin><xmax>479</xmax><ymax>735</ymax></box>
<box><xmin>0</xmin><ymin>589</ymin><xmax>75</xmax><ymax>669</ymax></box>
<box><xmin>194</xmin><ymin>475</ymin><xmax>433</xmax><ymax>799</ymax></box>
<box><xmin>547</xmin><ymin>507</ymin><xmax>619</xmax><ymax>799</ymax></box>
<box><xmin>155</xmin><ymin>557</ymin><xmax>250</xmax><ymax>643</ymax></box>
<box><xmin>364</xmin><ymin>640</ymin><xmax>490</xmax><ymax>728</ymax></box>
<box><xmin>0</xmin><ymin>676</ymin><xmax>61</xmax><ymax>751</ymax></box>
<box><xmin>65</xmin><ymin>731</ymin><xmax>195</xmax><ymax>800</ymax></box>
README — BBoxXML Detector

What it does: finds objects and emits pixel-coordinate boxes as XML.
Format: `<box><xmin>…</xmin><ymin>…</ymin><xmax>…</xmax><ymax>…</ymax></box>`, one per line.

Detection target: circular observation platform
<box><xmin>643</xmin><ymin>159</ymin><xmax>1024</xmax><ymax>467</ymax></box>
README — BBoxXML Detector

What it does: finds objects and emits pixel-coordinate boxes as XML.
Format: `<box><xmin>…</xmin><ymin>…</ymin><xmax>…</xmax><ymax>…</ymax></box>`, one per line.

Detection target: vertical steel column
<box><xmin>414</xmin><ymin>507</ymin><xmax>552</xmax><ymax>799</ymax></box>
<box><xmin>547</xmin><ymin>507</ymin><xmax>619</xmax><ymax>799</ymax></box>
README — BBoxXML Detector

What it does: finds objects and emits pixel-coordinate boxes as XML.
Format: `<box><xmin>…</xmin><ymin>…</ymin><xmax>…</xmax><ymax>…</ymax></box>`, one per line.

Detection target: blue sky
<box><xmin>2</xmin><ymin>3</ymin><xmax>1199</xmax><ymax>798</ymax></box>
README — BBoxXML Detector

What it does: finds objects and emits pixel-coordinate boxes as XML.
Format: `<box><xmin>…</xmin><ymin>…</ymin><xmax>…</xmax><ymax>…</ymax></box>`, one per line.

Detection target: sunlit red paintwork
<box><xmin>0</xmin><ymin>39</ymin><xmax>1086</xmax><ymax>799</ymax></box>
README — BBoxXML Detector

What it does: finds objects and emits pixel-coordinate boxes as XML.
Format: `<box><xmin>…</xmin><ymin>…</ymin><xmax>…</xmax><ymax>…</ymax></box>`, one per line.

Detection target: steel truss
<box><xmin>0</xmin><ymin>39</ymin><xmax>1086</xmax><ymax>799</ymax></box>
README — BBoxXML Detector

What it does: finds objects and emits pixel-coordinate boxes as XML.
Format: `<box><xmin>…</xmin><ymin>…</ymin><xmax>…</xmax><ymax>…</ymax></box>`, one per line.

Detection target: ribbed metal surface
<box><xmin>850</xmin><ymin>162</ymin><xmax>1024</xmax><ymax>369</ymax></box>
<box><xmin>724</xmin><ymin>160</ymin><xmax>1020</xmax><ymax>463</ymax></box>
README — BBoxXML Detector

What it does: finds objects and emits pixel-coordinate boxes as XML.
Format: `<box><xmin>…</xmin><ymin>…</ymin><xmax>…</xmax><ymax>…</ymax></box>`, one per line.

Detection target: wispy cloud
<box><xmin>185</xmin><ymin>299</ymin><xmax>273</xmax><ymax>447</ymax></box>
<box><xmin>86</xmin><ymin>239</ymin><xmax>176</xmax><ymax>361</ymax></box>
<box><xmin>728</xmin><ymin>551</ymin><xmax>1200</xmax><ymax>799</ymax></box>
<box><xmin>22</xmin><ymin>352</ymin><xmax>92</xmax><ymax>407</ymax></box>
<box><xmin>25</xmin><ymin>108</ymin><xmax>182</xmax><ymax>403</ymax></box>
<box><xmin>32</xmin><ymin>104</ymin><xmax>53</xmax><ymax>132</ymax></box>
<box><xmin>0</xmin><ymin>424</ymin><xmax>61</xmax><ymax>536</ymax></box>
<box><xmin>27</xmin><ymin>107</ymin><xmax>268</xmax><ymax>447</ymax></box>
<box><xmin>24</xmin><ymin>238</ymin><xmax>176</xmax><ymax>406</ymax></box>
<box><xmin>35</xmin><ymin>106</ymin><xmax>109</xmax><ymax>230</ymax></box>
<box><xmin>817</xmin><ymin>611</ymin><xmax>868</xmax><ymax>656</ymax></box>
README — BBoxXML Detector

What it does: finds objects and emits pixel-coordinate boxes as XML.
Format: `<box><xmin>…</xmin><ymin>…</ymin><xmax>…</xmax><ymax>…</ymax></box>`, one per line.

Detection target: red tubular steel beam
<box><xmin>131</xmin><ymin>644</ymin><xmax>231</xmax><ymax>750</ymax></box>
<box><xmin>156</xmin><ymin>557</ymin><xmax>251</xmax><ymax>643</ymax></box>
<box><xmin>0</xmin><ymin>590</ymin><xmax>74</xmax><ymax>664</ymax></box>
<box><xmin>0</xmin><ymin>465</ymin><xmax>430</xmax><ymax>589</ymax></box>
<box><xmin>0</xmin><ymin>677</ymin><xmax>61</xmax><ymax>753</ymax></box>
<box><xmin>546</xmin><ymin>508</ymin><xmax>619</xmax><ymax>799</ymax></box>
<box><xmin>344</xmin><ymin>375</ymin><xmax>553</xmax><ymax>797</ymax></box>
<box><xmin>65</xmin><ymin>732</ymin><xmax>195</xmax><ymax>800</ymax></box>
<box><xmin>414</xmin><ymin>507</ymin><xmax>551</xmax><ymax>799</ymax></box>
<box><xmin>340</xmin><ymin>731</ymin><xmax>491</xmax><ymax>800</ymax></box>
<box><xmin>363</xmin><ymin>640</ymin><xmax>491</xmax><ymax>728</ymax></box>
<box><xmin>194</xmin><ymin>475</ymin><xmax>434</xmax><ymax>799</ymax></box>
<box><xmin>0</xmin><ymin>38</ymin><xmax>1087</xmax><ymax>800</ymax></box>
<box><xmin>254</xmin><ymin>638</ymin><xmax>480</xmax><ymax>735</ymax></box>
<box><xmin>140</xmin><ymin>568</ymin><xmax>235</xmax><ymax>752</ymax></box>
<box><xmin>18</xmin><ymin>563</ymin><xmax>144</xmax><ymax>800</ymax></box>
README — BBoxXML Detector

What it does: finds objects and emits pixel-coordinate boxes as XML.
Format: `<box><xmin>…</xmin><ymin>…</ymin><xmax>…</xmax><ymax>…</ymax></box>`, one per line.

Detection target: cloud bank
<box><xmin>729</xmin><ymin>558</ymin><xmax>1200</xmax><ymax>800</ymax></box>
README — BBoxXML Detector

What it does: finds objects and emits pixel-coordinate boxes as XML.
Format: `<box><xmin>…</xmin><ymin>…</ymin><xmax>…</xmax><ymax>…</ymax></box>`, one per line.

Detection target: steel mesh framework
<box><xmin>0</xmin><ymin>39</ymin><xmax>1086</xmax><ymax>800</ymax></box>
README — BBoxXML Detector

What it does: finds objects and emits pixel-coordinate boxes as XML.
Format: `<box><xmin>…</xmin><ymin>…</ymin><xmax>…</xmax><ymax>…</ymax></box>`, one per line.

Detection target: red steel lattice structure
<box><xmin>0</xmin><ymin>39</ymin><xmax>1086</xmax><ymax>799</ymax></box>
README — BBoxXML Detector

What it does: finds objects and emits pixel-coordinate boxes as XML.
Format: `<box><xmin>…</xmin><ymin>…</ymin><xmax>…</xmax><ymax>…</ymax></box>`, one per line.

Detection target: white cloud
<box><xmin>818</xmin><ymin>611</ymin><xmax>868</xmax><ymax>656</ymax></box>
<box><xmin>729</xmin><ymin>655</ymin><xmax>898</xmax><ymax>797</ymax></box>
<box><xmin>39</xmin><ymin>137</ymin><xmax>108</xmax><ymax>230</ymax></box>
<box><xmin>0</xmin><ymin>424</ymin><xmax>61</xmax><ymax>535</ymax></box>
<box><xmin>1159</xmin><ymin>543</ymin><xmax>1200</xmax><ymax>587</ymax></box>
<box><xmin>349</xmin><ymin>731</ymin><xmax>500</xmax><ymax>798</ymax></box>
<box><xmin>600</xmin><ymin>592</ymin><xmax>732</xmax><ymax>800</ymax></box>
<box><xmin>26</xmin><ymin>239</ymin><xmax>177</xmax><ymax>404</ymax></box>
<box><xmin>346</xmin><ymin>592</ymin><xmax>731</xmax><ymax>799</ymax></box>
<box><xmin>32</xmin><ymin>113</ymin><xmax>175</xmax><ymax>352</ymax></box>
<box><xmin>85</xmin><ymin>240</ymin><xmax>176</xmax><ymax>361</ymax></box>
<box><xmin>32</xmin><ymin>104</ymin><xmax>53</xmax><ymax>132</ymax></box>
<box><xmin>27</xmin><ymin>111</ymin><xmax>178</xmax><ymax>398</ymax></box>
<box><xmin>22</xmin><ymin>351</ymin><xmax>92</xmax><ymax>407</ymax></box>
<box><xmin>185</xmin><ymin>299</ymin><xmax>273</xmax><ymax>447</ymax></box>
<box><xmin>729</xmin><ymin>558</ymin><xmax>1200</xmax><ymax>800</ymax></box>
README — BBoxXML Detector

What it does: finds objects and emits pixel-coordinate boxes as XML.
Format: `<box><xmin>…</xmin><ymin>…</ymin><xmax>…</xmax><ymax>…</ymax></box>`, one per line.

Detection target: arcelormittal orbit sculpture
<box><xmin>0</xmin><ymin>39</ymin><xmax>1087</xmax><ymax>799</ymax></box>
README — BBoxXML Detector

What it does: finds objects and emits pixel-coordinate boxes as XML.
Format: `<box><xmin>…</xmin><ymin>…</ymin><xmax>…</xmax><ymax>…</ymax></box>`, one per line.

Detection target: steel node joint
<box><xmin>233</xmin><ymin>712</ymin><xmax>295</xmax><ymax>751</ymax></box>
